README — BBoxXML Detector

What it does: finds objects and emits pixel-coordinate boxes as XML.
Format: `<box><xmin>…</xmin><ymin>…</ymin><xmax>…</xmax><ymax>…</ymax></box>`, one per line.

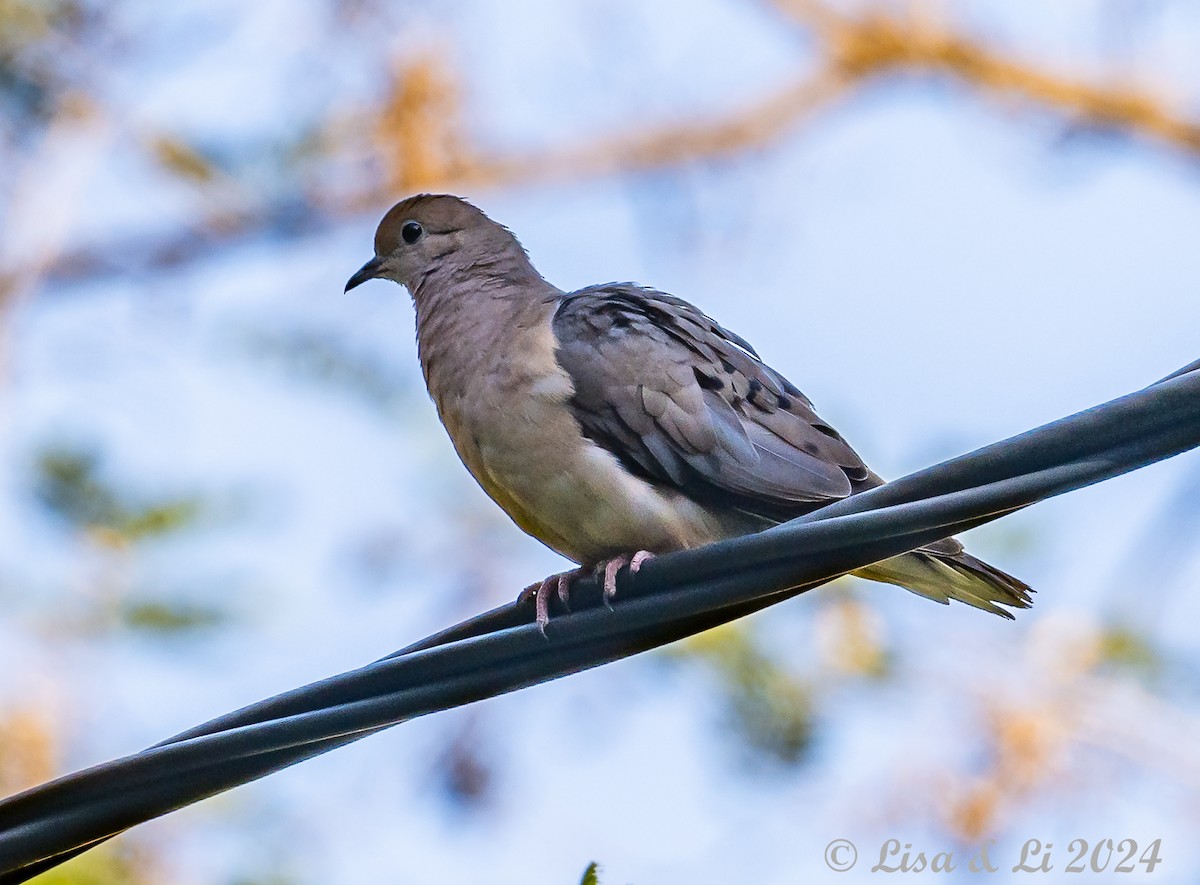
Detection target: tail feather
<box><xmin>854</xmin><ymin>544</ymin><xmax>1034</xmax><ymax>619</ymax></box>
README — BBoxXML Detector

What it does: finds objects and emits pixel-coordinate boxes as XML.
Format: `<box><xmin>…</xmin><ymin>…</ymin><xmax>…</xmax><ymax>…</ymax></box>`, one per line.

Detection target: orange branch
<box><xmin>778</xmin><ymin>0</ymin><xmax>1200</xmax><ymax>152</ymax></box>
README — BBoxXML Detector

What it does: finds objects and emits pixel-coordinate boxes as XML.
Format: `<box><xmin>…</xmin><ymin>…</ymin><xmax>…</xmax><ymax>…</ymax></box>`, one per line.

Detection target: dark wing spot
<box><xmin>693</xmin><ymin>366</ymin><xmax>725</xmax><ymax>391</ymax></box>
<box><xmin>747</xmin><ymin>378</ymin><xmax>764</xmax><ymax>405</ymax></box>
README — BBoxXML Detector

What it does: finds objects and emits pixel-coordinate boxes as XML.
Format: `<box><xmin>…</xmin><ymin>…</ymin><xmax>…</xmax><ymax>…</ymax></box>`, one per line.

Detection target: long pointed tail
<box><xmin>854</xmin><ymin>538</ymin><xmax>1033</xmax><ymax>618</ymax></box>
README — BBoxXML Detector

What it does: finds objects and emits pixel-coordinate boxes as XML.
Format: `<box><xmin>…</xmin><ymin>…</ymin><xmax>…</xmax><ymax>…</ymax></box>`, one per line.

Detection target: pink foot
<box><xmin>520</xmin><ymin>566</ymin><xmax>587</xmax><ymax>634</ymax></box>
<box><xmin>520</xmin><ymin>551</ymin><xmax>656</xmax><ymax>635</ymax></box>
<box><xmin>601</xmin><ymin>550</ymin><xmax>655</xmax><ymax>608</ymax></box>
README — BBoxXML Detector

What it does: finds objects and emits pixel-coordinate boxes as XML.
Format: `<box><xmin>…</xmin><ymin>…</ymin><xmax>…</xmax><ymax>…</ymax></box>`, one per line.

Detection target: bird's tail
<box><xmin>853</xmin><ymin>538</ymin><xmax>1033</xmax><ymax>618</ymax></box>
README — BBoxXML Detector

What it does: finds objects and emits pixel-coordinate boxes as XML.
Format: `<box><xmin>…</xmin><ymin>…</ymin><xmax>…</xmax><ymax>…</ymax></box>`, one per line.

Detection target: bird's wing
<box><xmin>552</xmin><ymin>285</ymin><xmax>874</xmax><ymax>520</ymax></box>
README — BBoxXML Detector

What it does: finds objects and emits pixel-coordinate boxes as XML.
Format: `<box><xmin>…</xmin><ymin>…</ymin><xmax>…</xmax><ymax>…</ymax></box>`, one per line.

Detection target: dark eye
<box><xmin>401</xmin><ymin>221</ymin><xmax>423</xmax><ymax>245</ymax></box>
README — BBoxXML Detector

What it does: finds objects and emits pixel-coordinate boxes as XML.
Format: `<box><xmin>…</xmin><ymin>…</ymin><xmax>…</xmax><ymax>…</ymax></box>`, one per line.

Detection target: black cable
<box><xmin>0</xmin><ymin>359</ymin><xmax>1197</xmax><ymax>882</ymax></box>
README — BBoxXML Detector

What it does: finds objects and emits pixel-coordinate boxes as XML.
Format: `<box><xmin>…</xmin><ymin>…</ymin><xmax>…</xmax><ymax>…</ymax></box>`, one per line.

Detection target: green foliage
<box><xmin>1098</xmin><ymin>623</ymin><xmax>1161</xmax><ymax>676</ymax></box>
<box><xmin>118</xmin><ymin>599</ymin><xmax>229</xmax><ymax>633</ymax></box>
<box><xmin>33</xmin><ymin>446</ymin><xmax>205</xmax><ymax>542</ymax></box>
<box><xmin>28</xmin><ymin>840</ymin><xmax>149</xmax><ymax>885</ymax></box>
<box><xmin>672</xmin><ymin>624</ymin><xmax>814</xmax><ymax>766</ymax></box>
<box><xmin>578</xmin><ymin>861</ymin><xmax>601</xmax><ymax>885</ymax></box>
<box><xmin>0</xmin><ymin>0</ymin><xmax>89</xmax><ymax>124</ymax></box>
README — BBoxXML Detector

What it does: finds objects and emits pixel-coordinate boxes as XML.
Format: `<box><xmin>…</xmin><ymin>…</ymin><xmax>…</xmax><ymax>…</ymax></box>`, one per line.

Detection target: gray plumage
<box><xmin>555</xmin><ymin>285</ymin><xmax>871</xmax><ymax>513</ymax></box>
<box><xmin>346</xmin><ymin>194</ymin><xmax>1032</xmax><ymax>618</ymax></box>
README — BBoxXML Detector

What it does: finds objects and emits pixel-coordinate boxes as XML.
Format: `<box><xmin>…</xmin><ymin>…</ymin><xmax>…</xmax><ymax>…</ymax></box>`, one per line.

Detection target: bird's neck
<box><xmin>411</xmin><ymin>246</ymin><xmax>548</xmax><ymax>305</ymax></box>
<box><xmin>413</xmin><ymin>269</ymin><xmax>564</xmax><ymax>408</ymax></box>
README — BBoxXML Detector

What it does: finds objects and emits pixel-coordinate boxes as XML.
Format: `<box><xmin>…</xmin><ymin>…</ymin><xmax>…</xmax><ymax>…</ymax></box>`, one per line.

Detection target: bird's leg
<box><xmin>519</xmin><ymin>565</ymin><xmax>588</xmax><ymax>635</ymax></box>
<box><xmin>601</xmin><ymin>550</ymin><xmax>655</xmax><ymax>609</ymax></box>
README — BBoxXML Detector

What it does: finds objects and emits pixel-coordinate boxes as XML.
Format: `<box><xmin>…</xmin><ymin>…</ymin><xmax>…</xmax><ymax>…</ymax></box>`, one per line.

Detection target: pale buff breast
<box><xmin>431</xmin><ymin>319</ymin><xmax>730</xmax><ymax>565</ymax></box>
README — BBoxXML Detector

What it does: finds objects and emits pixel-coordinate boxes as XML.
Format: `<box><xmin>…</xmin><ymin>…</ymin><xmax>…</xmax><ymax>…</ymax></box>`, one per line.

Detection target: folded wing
<box><xmin>552</xmin><ymin>285</ymin><xmax>875</xmax><ymax>521</ymax></box>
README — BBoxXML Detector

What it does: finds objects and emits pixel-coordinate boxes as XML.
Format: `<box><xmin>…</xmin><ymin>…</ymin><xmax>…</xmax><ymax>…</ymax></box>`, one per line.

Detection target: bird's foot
<box><xmin>520</xmin><ymin>566</ymin><xmax>588</xmax><ymax>635</ymax></box>
<box><xmin>519</xmin><ymin>551</ymin><xmax>655</xmax><ymax>635</ymax></box>
<box><xmin>601</xmin><ymin>550</ymin><xmax>655</xmax><ymax>609</ymax></box>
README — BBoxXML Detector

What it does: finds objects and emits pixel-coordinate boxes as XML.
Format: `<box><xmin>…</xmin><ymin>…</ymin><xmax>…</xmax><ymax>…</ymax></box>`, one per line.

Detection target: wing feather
<box><xmin>553</xmin><ymin>285</ymin><xmax>876</xmax><ymax>519</ymax></box>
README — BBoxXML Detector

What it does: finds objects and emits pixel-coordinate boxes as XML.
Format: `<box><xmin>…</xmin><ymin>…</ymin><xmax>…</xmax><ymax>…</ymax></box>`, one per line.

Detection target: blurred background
<box><xmin>1</xmin><ymin>0</ymin><xmax>1199</xmax><ymax>882</ymax></box>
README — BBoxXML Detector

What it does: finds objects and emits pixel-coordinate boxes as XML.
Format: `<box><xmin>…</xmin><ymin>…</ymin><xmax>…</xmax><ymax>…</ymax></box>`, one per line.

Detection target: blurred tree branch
<box><xmin>3</xmin><ymin>1</ymin><xmax>1198</xmax><ymax>300</ymax></box>
<box><xmin>2</xmin><ymin>0</ymin><xmax>1199</xmax><ymax>404</ymax></box>
<box><xmin>916</xmin><ymin>617</ymin><xmax>1200</xmax><ymax>842</ymax></box>
<box><xmin>780</xmin><ymin>0</ymin><xmax>1200</xmax><ymax>151</ymax></box>
<box><xmin>0</xmin><ymin>705</ymin><xmax>55</xmax><ymax>797</ymax></box>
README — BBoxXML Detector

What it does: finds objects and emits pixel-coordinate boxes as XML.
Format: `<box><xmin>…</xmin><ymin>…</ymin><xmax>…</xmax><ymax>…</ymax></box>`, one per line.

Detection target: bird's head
<box><xmin>345</xmin><ymin>194</ymin><xmax>534</xmax><ymax>298</ymax></box>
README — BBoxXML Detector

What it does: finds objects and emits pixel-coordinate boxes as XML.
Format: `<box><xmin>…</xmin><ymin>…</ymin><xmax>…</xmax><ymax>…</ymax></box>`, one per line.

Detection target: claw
<box><xmin>519</xmin><ymin>552</ymin><xmax>655</xmax><ymax>634</ymax></box>
<box><xmin>601</xmin><ymin>558</ymin><xmax>625</xmax><ymax>610</ymax></box>
<box><xmin>556</xmin><ymin>573</ymin><xmax>574</xmax><ymax>611</ymax></box>
<box><xmin>519</xmin><ymin>566</ymin><xmax>586</xmax><ymax>636</ymax></box>
<box><xmin>601</xmin><ymin>550</ymin><xmax>655</xmax><ymax>609</ymax></box>
<box><xmin>628</xmin><ymin>550</ymin><xmax>654</xmax><ymax>573</ymax></box>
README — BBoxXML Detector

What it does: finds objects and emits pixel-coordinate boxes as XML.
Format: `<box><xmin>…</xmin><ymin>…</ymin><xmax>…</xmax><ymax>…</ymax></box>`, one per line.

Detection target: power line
<box><xmin>0</xmin><ymin>358</ymin><xmax>1197</xmax><ymax>882</ymax></box>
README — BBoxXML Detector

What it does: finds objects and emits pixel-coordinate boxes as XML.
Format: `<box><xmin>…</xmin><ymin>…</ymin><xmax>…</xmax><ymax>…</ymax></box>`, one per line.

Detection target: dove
<box><xmin>346</xmin><ymin>194</ymin><xmax>1031</xmax><ymax>628</ymax></box>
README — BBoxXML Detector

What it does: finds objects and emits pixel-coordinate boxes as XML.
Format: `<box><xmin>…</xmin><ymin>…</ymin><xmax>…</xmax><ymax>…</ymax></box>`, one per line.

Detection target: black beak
<box><xmin>345</xmin><ymin>256</ymin><xmax>385</xmax><ymax>292</ymax></box>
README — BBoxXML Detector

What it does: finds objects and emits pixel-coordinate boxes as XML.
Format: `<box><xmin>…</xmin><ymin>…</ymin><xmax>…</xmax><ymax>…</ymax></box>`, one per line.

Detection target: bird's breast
<box><xmin>425</xmin><ymin>318</ymin><xmax>729</xmax><ymax>564</ymax></box>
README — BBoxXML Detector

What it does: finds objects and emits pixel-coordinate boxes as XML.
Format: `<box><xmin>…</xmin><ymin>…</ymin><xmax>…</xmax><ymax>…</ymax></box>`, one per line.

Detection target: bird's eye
<box><xmin>401</xmin><ymin>221</ymin><xmax>423</xmax><ymax>245</ymax></box>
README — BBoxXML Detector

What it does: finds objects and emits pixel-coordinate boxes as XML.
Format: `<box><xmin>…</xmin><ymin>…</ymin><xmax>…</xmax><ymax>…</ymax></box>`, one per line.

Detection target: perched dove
<box><xmin>346</xmin><ymin>194</ymin><xmax>1032</xmax><ymax>627</ymax></box>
